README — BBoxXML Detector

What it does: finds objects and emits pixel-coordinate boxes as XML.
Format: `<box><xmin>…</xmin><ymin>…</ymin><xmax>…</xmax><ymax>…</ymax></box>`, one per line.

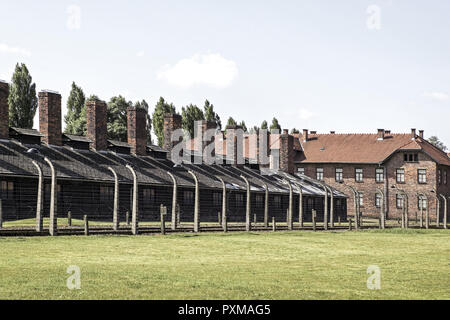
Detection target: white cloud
<box><xmin>0</xmin><ymin>43</ymin><xmax>31</xmax><ymax>57</ymax></box>
<box><xmin>157</xmin><ymin>53</ymin><xmax>238</xmax><ymax>88</ymax></box>
<box><xmin>137</xmin><ymin>51</ymin><xmax>145</xmax><ymax>57</ymax></box>
<box><xmin>298</xmin><ymin>108</ymin><xmax>316</xmax><ymax>120</ymax></box>
<box><xmin>66</xmin><ymin>5</ymin><xmax>81</xmax><ymax>30</ymax></box>
<box><xmin>423</xmin><ymin>91</ymin><xmax>449</xmax><ymax>101</ymax></box>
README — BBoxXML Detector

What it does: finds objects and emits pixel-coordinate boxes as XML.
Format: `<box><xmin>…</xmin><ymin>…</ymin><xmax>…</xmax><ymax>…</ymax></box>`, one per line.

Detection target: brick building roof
<box><xmin>294</xmin><ymin>132</ymin><xmax>450</xmax><ymax>166</ymax></box>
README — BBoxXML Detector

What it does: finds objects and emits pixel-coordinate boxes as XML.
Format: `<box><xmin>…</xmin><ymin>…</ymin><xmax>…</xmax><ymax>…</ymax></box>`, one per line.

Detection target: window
<box><xmin>357</xmin><ymin>192</ymin><xmax>364</xmax><ymax>207</ymax></box>
<box><xmin>418</xmin><ymin>169</ymin><xmax>427</xmax><ymax>184</ymax></box>
<box><xmin>256</xmin><ymin>194</ymin><xmax>264</xmax><ymax>207</ymax></box>
<box><xmin>375</xmin><ymin>168</ymin><xmax>384</xmax><ymax>183</ymax></box>
<box><xmin>375</xmin><ymin>193</ymin><xmax>382</xmax><ymax>208</ymax></box>
<box><xmin>316</xmin><ymin>168</ymin><xmax>323</xmax><ymax>181</ymax></box>
<box><xmin>396</xmin><ymin>168</ymin><xmax>405</xmax><ymax>183</ymax></box>
<box><xmin>297</xmin><ymin>167</ymin><xmax>305</xmax><ymax>175</ymax></box>
<box><xmin>335</xmin><ymin>168</ymin><xmax>343</xmax><ymax>182</ymax></box>
<box><xmin>0</xmin><ymin>181</ymin><xmax>14</xmax><ymax>200</ymax></box>
<box><xmin>355</xmin><ymin>168</ymin><xmax>363</xmax><ymax>182</ymax></box>
<box><xmin>274</xmin><ymin>195</ymin><xmax>281</xmax><ymax>208</ymax></box>
<box><xmin>404</xmin><ymin>153</ymin><xmax>418</xmax><ymax>162</ymax></box>
<box><xmin>445</xmin><ymin>170</ymin><xmax>448</xmax><ymax>185</ymax></box>
<box><xmin>418</xmin><ymin>198</ymin><xmax>427</xmax><ymax>210</ymax></box>
<box><xmin>213</xmin><ymin>192</ymin><xmax>221</xmax><ymax>206</ymax></box>
<box><xmin>184</xmin><ymin>191</ymin><xmax>194</xmax><ymax>205</ymax></box>
<box><xmin>438</xmin><ymin>169</ymin><xmax>442</xmax><ymax>185</ymax></box>
<box><xmin>396</xmin><ymin>194</ymin><xmax>404</xmax><ymax>209</ymax></box>
<box><xmin>100</xmin><ymin>186</ymin><xmax>114</xmax><ymax>201</ymax></box>
<box><xmin>143</xmin><ymin>188</ymin><xmax>155</xmax><ymax>204</ymax></box>
<box><xmin>235</xmin><ymin>193</ymin><xmax>244</xmax><ymax>206</ymax></box>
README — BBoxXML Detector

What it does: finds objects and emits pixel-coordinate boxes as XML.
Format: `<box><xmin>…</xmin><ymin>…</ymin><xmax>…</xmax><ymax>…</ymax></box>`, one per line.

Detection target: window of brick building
<box><xmin>213</xmin><ymin>192</ymin><xmax>221</xmax><ymax>206</ymax></box>
<box><xmin>184</xmin><ymin>190</ymin><xmax>194</xmax><ymax>205</ymax></box>
<box><xmin>404</xmin><ymin>153</ymin><xmax>418</xmax><ymax>162</ymax></box>
<box><xmin>375</xmin><ymin>193</ymin><xmax>382</xmax><ymax>208</ymax></box>
<box><xmin>316</xmin><ymin>168</ymin><xmax>323</xmax><ymax>181</ymax></box>
<box><xmin>357</xmin><ymin>192</ymin><xmax>364</xmax><ymax>207</ymax></box>
<box><xmin>438</xmin><ymin>169</ymin><xmax>442</xmax><ymax>185</ymax></box>
<box><xmin>396</xmin><ymin>168</ymin><xmax>405</xmax><ymax>183</ymax></box>
<box><xmin>100</xmin><ymin>186</ymin><xmax>114</xmax><ymax>201</ymax></box>
<box><xmin>445</xmin><ymin>170</ymin><xmax>448</xmax><ymax>185</ymax></box>
<box><xmin>143</xmin><ymin>188</ymin><xmax>155</xmax><ymax>204</ymax></box>
<box><xmin>396</xmin><ymin>194</ymin><xmax>404</xmax><ymax>209</ymax></box>
<box><xmin>335</xmin><ymin>168</ymin><xmax>343</xmax><ymax>182</ymax></box>
<box><xmin>418</xmin><ymin>169</ymin><xmax>427</xmax><ymax>184</ymax></box>
<box><xmin>355</xmin><ymin>168</ymin><xmax>363</xmax><ymax>182</ymax></box>
<box><xmin>418</xmin><ymin>198</ymin><xmax>427</xmax><ymax>210</ymax></box>
<box><xmin>0</xmin><ymin>181</ymin><xmax>14</xmax><ymax>200</ymax></box>
<box><xmin>298</xmin><ymin>167</ymin><xmax>305</xmax><ymax>175</ymax></box>
<box><xmin>375</xmin><ymin>168</ymin><xmax>384</xmax><ymax>182</ymax></box>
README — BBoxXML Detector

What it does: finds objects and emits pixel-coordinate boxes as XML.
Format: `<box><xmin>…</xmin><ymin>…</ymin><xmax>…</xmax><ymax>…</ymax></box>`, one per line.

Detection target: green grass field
<box><xmin>0</xmin><ymin>229</ymin><xmax>449</xmax><ymax>300</ymax></box>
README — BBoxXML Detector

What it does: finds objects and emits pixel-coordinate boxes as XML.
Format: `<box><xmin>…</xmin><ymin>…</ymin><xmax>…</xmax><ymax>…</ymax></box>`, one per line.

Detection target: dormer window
<box><xmin>404</xmin><ymin>153</ymin><xmax>418</xmax><ymax>162</ymax></box>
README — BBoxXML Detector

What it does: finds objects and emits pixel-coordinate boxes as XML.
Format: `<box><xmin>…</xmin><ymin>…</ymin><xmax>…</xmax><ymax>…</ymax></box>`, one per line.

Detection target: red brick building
<box><xmin>293</xmin><ymin>129</ymin><xmax>450</xmax><ymax>223</ymax></box>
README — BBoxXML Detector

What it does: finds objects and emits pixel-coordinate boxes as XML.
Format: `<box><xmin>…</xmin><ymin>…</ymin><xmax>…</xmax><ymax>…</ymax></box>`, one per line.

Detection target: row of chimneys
<box><xmin>377</xmin><ymin>128</ymin><xmax>424</xmax><ymax>140</ymax></box>
<box><xmin>0</xmin><ymin>81</ymin><xmax>147</xmax><ymax>155</ymax></box>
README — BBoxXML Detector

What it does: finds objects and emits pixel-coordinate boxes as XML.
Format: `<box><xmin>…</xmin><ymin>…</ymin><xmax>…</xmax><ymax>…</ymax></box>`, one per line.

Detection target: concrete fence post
<box><xmin>223</xmin><ymin>215</ymin><xmax>228</xmax><ymax>233</ymax></box>
<box><xmin>286</xmin><ymin>180</ymin><xmax>293</xmax><ymax>231</ymax></box>
<box><xmin>31</xmin><ymin>160</ymin><xmax>44</xmax><ymax>232</ymax></box>
<box><xmin>312</xmin><ymin>209</ymin><xmax>316</xmax><ymax>232</ymax></box>
<box><xmin>218</xmin><ymin>212</ymin><xmax>222</xmax><ymax>225</ymax></box>
<box><xmin>419</xmin><ymin>201</ymin><xmax>423</xmax><ymax>228</ymax></box>
<box><xmin>272</xmin><ymin>217</ymin><xmax>276</xmax><ymax>232</ymax></box>
<box><xmin>321</xmin><ymin>185</ymin><xmax>328</xmax><ymax>231</ymax></box>
<box><xmin>83</xmin><ymin>215</ymin><xmax>89</xmax><ymax>236</ymax></box>
<box><xmin>241</xmin><ymin>175</ymin><xmax>251</xmax><ymax>232</ymax></box>
<box><xmin>338</xmin><ymin>216</ymin><xmax>341</xmax><ymax>226</ymax></box>
<box><xmin>376</xmin><ymin>188</ymin><xmax>385</xmax><ymax>229</ymax></box>
<box><xmin>160</xmin><ymin>211</ymin><xmax>166</xmax><ymax>235</ymax></box>
<box><xmin>254</xmin><ymin>213</ymin><xmax>257</xmax><ymax>226</ymax></box>
<box><xmin>188</xmin><ymin>170</ymin><xmax>200</xmax><ymax>233</ymax></box>
<box><xmin>44</xmin><ymin>157</ymin><xmax>57</xmax><ymax>236</ymax></box>
<box><xmin>263</xmin><ymin>182</ymin><xmax>269</xmax><ymax>228</ymax></box>
<box><xmin>435</xmin><ymin>192</ymin><xmax>440</xmax><ymax>227</ymax></box>
<box><xmin>297</xmin><ymin>185</ymin><xmax>303</xmax><ymax>228</ymax></box>
<box><xmin>327</xmin><ymin>186</ymin><xmax>334</xmax><ymax>228</ymax></box>
<box><xmin>445</xmin><ymin>196</ymin><xmax>448</xmax><ymax>229</ymax></box>
<box><xmin>67</xmin><ymin>211</ymin><xmax>72</xmax><ymax>227</ymax></box>
<box><xmin>349</xmin><ymin>218</ymin><xmax>352</xmax><ymax>231</ymax></box>
<box><xmin>126</xmin><ymin>211</ymin><xmax>130</xmax><ymax>225</ymax></box>
<box><xmin>0</xmin><ymin>199</ymin><xmax>3</xmax><ymax>230</ymax></box>
<box><xmin>126</xmin><ymin>164</ymin><xmax>139</xmax><ymax>235</ymax></box>
<box><xmin>108</xmin><ymin>167</ymin><xmax>119</xmax><ymax>231</ymax></box>
<box><xmin>216</xmin><ymin>177</ymin><xmax>227</xmax><ymax>230</ymax></box>
<box><xmin>167</xmin><ymin>171</ymin><xmax>178</xmax><ymax>231</ymax></box>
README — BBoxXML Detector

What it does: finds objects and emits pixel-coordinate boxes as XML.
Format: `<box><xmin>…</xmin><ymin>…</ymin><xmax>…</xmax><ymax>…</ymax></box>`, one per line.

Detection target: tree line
<box><xmin>4</xmin><ymin>63</ymin><xmax>449</xmax><ymax>151</ymax></box>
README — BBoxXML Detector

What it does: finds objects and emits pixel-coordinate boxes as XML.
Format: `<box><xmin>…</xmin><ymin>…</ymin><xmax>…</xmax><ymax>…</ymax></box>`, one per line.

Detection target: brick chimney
<box><xmin>302</xmin><ymin>129</ymin><xmax>309</xmax><ymax>142</ymax></box>
<box><xmin>377</xmin><ymin>129</ymin><xmax>385</xmax><ymax>141</ymax></box>
<box><xmin>411</xmin><ymin>128</ymin><xmax>416</xmax><ymax>140</ymax></box>
<box><xmin>86</xmin><ymin>99</ymin><xmax>107</xmax><ymax>151</ymax></box>
<box><xmin>419</xmin><ymin>130</ymin><xmax>424</xmax><ymax>139</ymax></box>
<box><xmin>39</xmin><ymin>90</ymin><xmax>62</xmax><ymax>146</ymax></box>
<box><xmin>163</xmin><ymin>113</ymin><xmax>182</xmax><ymax>157</ymax></box>
<box><xmin>280</xmin><ymin>129</ymin><xmax>294</xmax><ymax>174</ymax></box>
<box><xmin>0</xmin><ymin>81</ymin><xmax>9</xmax><ymax>139</ymax></box>
<box><xmin>127</xmin><ymin>106</ymin><xmax>147</xmax><ymax>156</ymax></box>
<box><xmin>194</xmin><ymin>120</ymin><xmax>216</xmax><ymax>163</ymax></box>
<box><xmin>225</xmin><ymin>125</ymin><xmax>244</xmax><ymax>165</ymax></box>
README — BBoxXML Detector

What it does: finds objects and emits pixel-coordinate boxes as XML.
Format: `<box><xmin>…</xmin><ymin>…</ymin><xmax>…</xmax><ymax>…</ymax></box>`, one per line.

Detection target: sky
<box><xmin>1</xmin><ymin>0</ymin><xmax>450</xmax><ymax>145</ymax></box>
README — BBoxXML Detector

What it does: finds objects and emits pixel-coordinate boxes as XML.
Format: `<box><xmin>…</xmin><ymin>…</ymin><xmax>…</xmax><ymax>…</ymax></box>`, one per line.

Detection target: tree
<box><xmin>64</xmin><ymin>82</ymin><xmax>86</xmax><ymax>135</ymax></box>
<box><xmin>203</xmin><ymin>99</ymin><xmax>221</xmax><ymax>129</ymax></box>
<box><xmin>261</xmin><ymin>120</ymin><xmax>268</xmax><ymax>130</ymax></box>
<box><xmin>226</xmin><ymin>117</ymin><xmax>237</xmax><ymax>127</ymax></box>
<box><xmin>270</xmin><ymin>117</ymin><xmax>281</xmax><ymax>132</ymax></box>
<box><xmin>181</xmin><ymin>104</ymin><xmax>205</xmax><ymax>138</ymax></box>
<box><xmin>428</xmin><ymin>136</ymin><xmax>447</xmax><ymax>152</ymax></box>
<box><xmin>152</xmin><ymin>97</ymin><xmax>176</xmax><ymax>146</ymax></box>
<box><xmin>107</xmin><ymin>95</ymin><xmax>131</xmax><ymax>141</ymax></box>
<box><xmin>239</xmin><ymin>121</ymin><xmax>248</xmax><ymax>132</ymax></box>
<box><xmin>249</xmin><ymin>126</ymin><xmax>260</xmax><ymax>134</ymax></box>
<box><xmin>290</xmin><ymin>128</ymin><xmax>300</xmax><ymax>134</ymax></box>
<box><xmin>8</xmin><ymin>63</ymin><xmax>38</xmax><ymax>128</ymax></box>
<box><xmin>134</xmin><ymin>100</ymin><xmax>152</xmax><ymax>144</ymax></box>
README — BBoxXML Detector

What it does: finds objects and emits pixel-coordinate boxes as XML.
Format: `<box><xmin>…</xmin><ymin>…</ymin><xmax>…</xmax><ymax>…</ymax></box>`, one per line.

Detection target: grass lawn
<box><xmin>0</xmin><ymin>229</ymin><xmax>449</xmax><ymax>299</ymax></box>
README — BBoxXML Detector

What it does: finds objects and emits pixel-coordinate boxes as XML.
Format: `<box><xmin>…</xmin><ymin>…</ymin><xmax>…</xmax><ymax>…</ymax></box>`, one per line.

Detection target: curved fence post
<box><xmin>32</xmin><ymin>160</ymin><xmax>44</xmax><ymax>232</ymax></box>
<box><xmin>44</xmin><ymin>157</ymin><xmax>57</xmax><ymax>236</ymax></box>
<box><xmin>167</xmin><ymin>171</ymin><xmax>178</xmax><ymax>230</ymax></box>
<box><xmin>216</xmin><ymin>176</ymin><xmax>227</xmax><ymax>230</ymax></box>
<box><xmin>126</xmin><ymin>164</ymin><xmax>139</xmax><ymax>235</ymax></box>
<box><xmin>188</xmin><ymin>170</ymin><xmax>200</xmax><ymax>233</ymax></box>
<box><xmin>285</xmin><ymin>180</ymin><xmax>293</xmax><ymax>230</ymax></box>
<box><xmin>263</xmin><ymin>182</ymin><xmax>269</xmax><ymax>228</ymax></box>
<box><xmin>108</xmin><ymin>167</ymin><xmax>119</xmax><ymax>231</ymax></box>
<box><xmin>241</xmin><ymin>175</ymin><xmax>251</xmax><ymax>232</ymax></box>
